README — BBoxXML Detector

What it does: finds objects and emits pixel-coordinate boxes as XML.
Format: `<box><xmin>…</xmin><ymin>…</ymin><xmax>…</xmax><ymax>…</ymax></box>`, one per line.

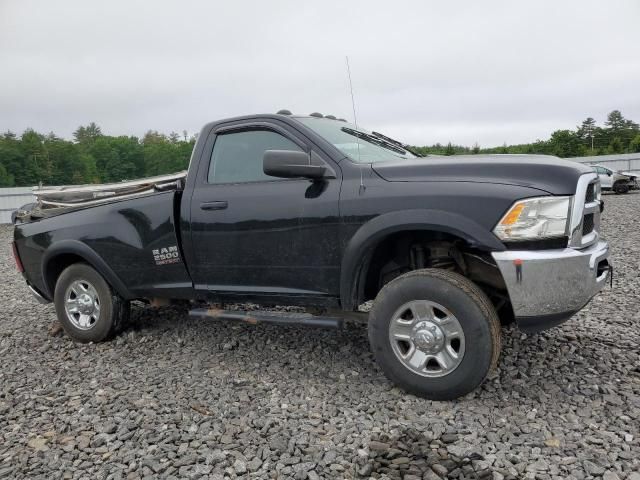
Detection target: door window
<box><xmin>208</xmin><ymin>129</ymin><xmax>303</xmax><ymax>184</ymax></box>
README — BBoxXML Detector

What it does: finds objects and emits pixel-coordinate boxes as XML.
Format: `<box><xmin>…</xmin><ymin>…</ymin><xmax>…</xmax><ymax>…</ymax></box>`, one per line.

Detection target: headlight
<box><xmin>493</xmin><ymin>196</ymin><xmax>571</xmax><ymax>241</ymax></box>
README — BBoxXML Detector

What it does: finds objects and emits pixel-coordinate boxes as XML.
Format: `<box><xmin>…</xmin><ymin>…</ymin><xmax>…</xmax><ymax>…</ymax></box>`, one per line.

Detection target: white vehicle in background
<box><xmin>591</xmin><ymin>165</ymin><xmax>638</xmax><ymax>194</ymax></box>
<box><xmin>621</xmin><ymin>170</ymin><xmax>639</xmax><ymax>191</ymax></box>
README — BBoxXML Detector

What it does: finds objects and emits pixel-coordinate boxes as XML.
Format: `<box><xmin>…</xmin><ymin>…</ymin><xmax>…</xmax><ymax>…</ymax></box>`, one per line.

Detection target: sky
<box><xmin>1</xmin><ymin>0</ymin><xmax>639</xmax><ymax>147</ymax></box>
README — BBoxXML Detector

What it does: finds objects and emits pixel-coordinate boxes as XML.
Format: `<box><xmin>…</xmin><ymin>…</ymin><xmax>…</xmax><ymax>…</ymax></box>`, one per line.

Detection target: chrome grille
<box><xmin>582</xmin><ymin>213</ymin><xmax>594</xmax><ymax>235</ymax></box>
<box><xmin>569</xmin><ymin>173</ymin><xmax>600</xmax><ymax>249</ymax></box>
<box><xmin>585</xmin><ymin>183</ymin><xmax>596</xmax><ymax>203</ymax></box>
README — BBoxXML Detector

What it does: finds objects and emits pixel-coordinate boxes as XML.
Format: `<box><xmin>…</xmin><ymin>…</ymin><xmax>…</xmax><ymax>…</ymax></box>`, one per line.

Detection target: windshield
<box><xmin>296</xmin><ymin>117</ymin><xmax>417</xmax><ymax>163</ymax></box>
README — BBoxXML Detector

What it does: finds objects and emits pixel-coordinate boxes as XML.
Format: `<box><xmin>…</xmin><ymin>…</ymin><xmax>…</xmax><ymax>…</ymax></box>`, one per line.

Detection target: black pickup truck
<box><xmin>12</xmin><ymin>112</ymin><xmax>611</xmax><ymax>400</ymax></box>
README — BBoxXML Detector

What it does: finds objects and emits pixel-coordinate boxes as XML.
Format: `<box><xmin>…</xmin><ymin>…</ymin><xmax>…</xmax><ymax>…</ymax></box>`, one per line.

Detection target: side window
<box><xmin>208</xmin><ymin>129</ymin><xmax>303</xmax><ymax>184</ymax></box>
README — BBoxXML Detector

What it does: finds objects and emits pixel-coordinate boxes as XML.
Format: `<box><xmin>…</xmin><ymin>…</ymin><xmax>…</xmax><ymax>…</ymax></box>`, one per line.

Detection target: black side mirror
<box><xmin>263</xmin><ymin>150</ymin><xmax>327</xmax><ymax>179</ymax></box>
<box><xmin>607</xmin><ymin>171</ymin><xmax>612</xmax><ymax>176</ymax></box>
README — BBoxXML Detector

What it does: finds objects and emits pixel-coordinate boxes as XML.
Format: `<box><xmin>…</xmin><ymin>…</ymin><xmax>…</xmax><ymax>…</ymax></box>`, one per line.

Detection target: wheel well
<box><xmin>354</xmin><ymin>229</ymin><xmax>514</xmax><ymax>323</ymax></box>
<box><xmin>358</xmin><ymin>230</ymin><xmax>463</xmax><ymax>302</ymax></box>
<box><xmin>44</xmin><ymin>253</ymin><xmax>87</xmax><ymax>296</ymax></box>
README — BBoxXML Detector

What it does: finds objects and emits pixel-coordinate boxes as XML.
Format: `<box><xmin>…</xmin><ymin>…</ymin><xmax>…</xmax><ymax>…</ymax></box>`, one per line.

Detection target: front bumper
<box><xmin>491</xmin><ymin>240</ymin><xmax>610</xmax><ymax>333</ymax></box>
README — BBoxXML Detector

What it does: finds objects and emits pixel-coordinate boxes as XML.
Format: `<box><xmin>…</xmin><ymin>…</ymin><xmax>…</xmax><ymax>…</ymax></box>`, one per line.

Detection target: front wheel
<box><xmin>54</xmin><ymin>263</ymin><xmax>129</xmax><ymax>343</ymax></box>
<box><xmin>614</xmin><ymin>182</ymin><xmax>629</xmax><ymax>194</ymax></box>
<box><xmin>368</xmin><ymin>269</ymin><xmax>501</xmax><ymax>400</ymax></box>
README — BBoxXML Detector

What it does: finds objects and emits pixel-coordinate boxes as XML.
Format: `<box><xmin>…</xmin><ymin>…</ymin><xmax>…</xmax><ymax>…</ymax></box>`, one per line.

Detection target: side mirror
<box><xmin>263</xmin><ymin>150</ymin><xmax>327</xmax><ymax>179</ymax></box>
<box><xmin>607</xmin><ymin>171</ymin><xmax>612</xmax><ymax>176</ymax></box>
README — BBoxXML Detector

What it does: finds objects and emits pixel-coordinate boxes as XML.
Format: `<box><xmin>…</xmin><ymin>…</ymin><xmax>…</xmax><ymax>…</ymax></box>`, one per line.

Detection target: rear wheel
<box><xmin>54</xmin><ymin>263</ymin><xmax>129</xmax><ymax>343</ymax></box>
<box><xmin>368</xmin><ymin>269</ymin><xmax>501</xmax><ymax>400</ymax></box>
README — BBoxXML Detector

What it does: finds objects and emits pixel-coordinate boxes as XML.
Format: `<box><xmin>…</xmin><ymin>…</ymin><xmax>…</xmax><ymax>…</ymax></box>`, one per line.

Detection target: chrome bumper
<box><xmin>492</xmin><ymin>240</ymin><xmax>610</xmax><ymax>332</ymax></box>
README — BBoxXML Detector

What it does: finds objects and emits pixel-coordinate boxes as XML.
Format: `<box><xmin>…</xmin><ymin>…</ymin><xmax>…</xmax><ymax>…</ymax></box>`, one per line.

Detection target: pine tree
<box><xmin>577</xmin><ymin>117</ymin><xmax>597</xmax><ymax>150</ymax></box>
<box><xmin>73</xmin><ymin>122</ymin><xmax>103</xmax><ymax>145</ymax></box>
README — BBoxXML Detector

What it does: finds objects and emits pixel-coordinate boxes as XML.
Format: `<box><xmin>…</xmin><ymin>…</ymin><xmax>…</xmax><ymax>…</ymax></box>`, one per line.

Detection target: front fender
<box><xmin>339</xmin><ymin>209</ymin><xmax>505</xmax><ymax>309</ymax></box>
<box><xmin>41</xmin><ymin>240</ymin><xmax>134</xmax><ymax>300</ymax></box>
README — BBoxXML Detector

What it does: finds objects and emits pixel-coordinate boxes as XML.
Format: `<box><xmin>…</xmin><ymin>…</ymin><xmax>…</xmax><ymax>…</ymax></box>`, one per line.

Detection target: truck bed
<box><xmin>15</xmin><ymin>171</ymin><xmax>186</xmax><ymax>222</ymax></box>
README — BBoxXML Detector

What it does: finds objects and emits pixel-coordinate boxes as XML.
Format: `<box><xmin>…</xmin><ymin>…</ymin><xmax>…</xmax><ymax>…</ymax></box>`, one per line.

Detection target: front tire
<box><xmin>614</xmin><ymin>182</ymin><xmax>629</xmax><ymax>194</ymax></box>
<box><xmin>368</xmin><ymin>269</ymin><xmax>501</xmax><ymax>400</ymax></box>
<box><xmin>54</xmin><ymin>263</ymin><xmax>129</xmax><ymax>343</ymax></box>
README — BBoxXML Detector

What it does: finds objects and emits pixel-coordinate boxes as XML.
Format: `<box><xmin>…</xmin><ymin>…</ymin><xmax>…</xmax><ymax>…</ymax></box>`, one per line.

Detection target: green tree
<box><xmin>110</xmin><ymin>136</ymin><xmax>145</xmax><ymax>179</ymax></box>
<box><xmin>73</xmin><ymin>122</ymin><xmax>103</xmax><ymax>145</ymax></box>
<box><xmin>19</xmin><ymin>129</ymin><xmax>47</xmax><ymax>185</ymax></box>
<box><xmin>577</xmin><ymin>117</ymin><xmax>597</xmax><ymax>150</ymax></box>
<box><xmin>76</xmin><ymin>153</ymin><xmax>98</xmax><ymax>184</ymax></box>
<box><xmin>0</xmin><ymin>131</ymin><xmax>23</xmax><ymax>185</ymax></box>
<box><xmin>0</xmin><ymin>163</ymin><xmax>14</xmax><ymax>186</ymax></box>
<box><xmin>444</xmin><ymin>142</ymin><xmax>455</xmax><ymax>156</ymax></box>
<box><xmin>547</xmin><ymin>130</ymin><xmax>585</xmax><ymax>158</ymax></box>
<box><xmin>605</xmin><ymin>110</ymin><xmax>627</xmax><ymax>131</ymax></box>
<box><xmin>142</xmin><ymin>130</ymin><xmax>166</xmax><ymax>145</ymax></box>
<box><xmin>608</xmin><ymin>137</ymin><xmax>625</xmax><ymax>154</ymax></box>
<box><xmin>603</xmin><ymin>110</ymin><xmax>639</xmax><ymax>150</ymax></box>
<box><xmin>629</xmin><ymin>133</ymin><xmax>640</xmax><ymax>153</ymax></box>
<box><xmin>142</xmin><ymin>130</ymin><xmax>190</xmax><ymax>176</ymax></box>
<box><xmin>46</xmin><ymin>136</ymin><xmax>95</xmax><ymax>185</ymax></box>
<box><xmin>88</xmin><ymin>137</ymin><xmax>117</xmax><ymax>178</ymax></box>
<box><xmin>525</xmin><ymin>139</ymin><xmax>550</xmax><ymax>155</ymax></box>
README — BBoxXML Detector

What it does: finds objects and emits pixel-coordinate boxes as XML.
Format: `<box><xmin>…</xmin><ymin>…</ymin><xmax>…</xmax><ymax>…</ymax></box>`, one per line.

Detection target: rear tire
<box><xmin>368</xmin><ymin>269</ymin><xmax>501</xmax><ymax>400</ymax></box>
<box><xmin>614</xmin><ymin>182</ymin><xmax>629</xmax><ymax>194</ymax></box>
<box><xmin>54</xmin><ymin>263</ymin><xmax>129</xmax><ymax>343</ymax></box>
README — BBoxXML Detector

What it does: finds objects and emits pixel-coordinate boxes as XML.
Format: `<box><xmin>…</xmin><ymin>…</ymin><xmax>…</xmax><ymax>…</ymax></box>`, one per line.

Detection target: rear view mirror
<box><xmin>263</xmin><ymin>150</ymin><xmax>327</xmax><ymax>179</ymax></box>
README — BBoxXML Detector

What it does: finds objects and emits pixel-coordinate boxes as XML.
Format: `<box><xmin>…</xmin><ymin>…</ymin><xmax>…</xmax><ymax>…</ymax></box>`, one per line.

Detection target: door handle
<box><xmin>200</xmin><ymin>201</ymin><xmax>228</xmax><ymax>211</ymax></box>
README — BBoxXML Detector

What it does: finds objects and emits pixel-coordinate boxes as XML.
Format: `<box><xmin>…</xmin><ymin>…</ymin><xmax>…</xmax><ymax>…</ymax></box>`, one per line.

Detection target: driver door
<box><xmin>188</xmin><ymin>123</ymin><xmax>342</xmax><ymax>304</ymax></box>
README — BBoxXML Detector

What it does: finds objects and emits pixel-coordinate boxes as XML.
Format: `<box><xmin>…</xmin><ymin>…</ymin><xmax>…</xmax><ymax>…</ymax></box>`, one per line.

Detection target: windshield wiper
<box><xmin>371</xmin><ymin>131</ymin><xmax>423</xmax><ymax>157</ymax></box>
<box><xmin>341</xmin><ymin>127</ymin><xmax>408</xmax><ymax>155</ymax></box>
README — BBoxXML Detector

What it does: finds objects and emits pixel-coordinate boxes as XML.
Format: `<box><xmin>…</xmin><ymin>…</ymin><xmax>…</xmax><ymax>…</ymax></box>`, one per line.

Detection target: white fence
<box><xmin>569</xmin><ymin>153</ymin><xmax>640</xmax><ymax>173</ymax></box>
<box><xmin>0</xmin><ymin>187</ymin><xmax>35</xmax><ymax>224</ymax></box>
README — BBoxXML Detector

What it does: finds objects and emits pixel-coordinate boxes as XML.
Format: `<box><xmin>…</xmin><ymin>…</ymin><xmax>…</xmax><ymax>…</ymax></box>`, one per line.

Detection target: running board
<box><xmin>189</xmin><ymin>307</ymin><xmax>344</xmax><ymax>329</ymax></box>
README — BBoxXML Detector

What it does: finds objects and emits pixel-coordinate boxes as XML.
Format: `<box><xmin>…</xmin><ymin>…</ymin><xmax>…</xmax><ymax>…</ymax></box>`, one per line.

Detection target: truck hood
<box><xmin>371</xmin><ymin>154</ymin><xmax>593</xmax><ymax>195</ymax></box>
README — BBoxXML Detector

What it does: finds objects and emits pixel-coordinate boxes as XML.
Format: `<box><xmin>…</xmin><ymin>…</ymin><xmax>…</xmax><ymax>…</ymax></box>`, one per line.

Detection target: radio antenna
<box><xmin>346</xmin><ymin>56</ymin><xmax>359</xmax><ymax>131</ymax></box>
<box><xmin>346</xmin><ymin>56</ymin><xmax>364</xmax><ymax>191</ymax></box>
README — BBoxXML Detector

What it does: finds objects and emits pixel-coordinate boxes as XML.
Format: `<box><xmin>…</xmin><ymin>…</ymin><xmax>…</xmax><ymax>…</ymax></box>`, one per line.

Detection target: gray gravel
<box><xmin>1</xmin><ymin>193</ymin><xmax>639</xmax><ymax>480</ymax></box>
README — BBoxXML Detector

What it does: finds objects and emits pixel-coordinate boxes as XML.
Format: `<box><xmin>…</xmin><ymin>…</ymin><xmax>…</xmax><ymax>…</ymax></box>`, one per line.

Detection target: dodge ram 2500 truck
<box><xmin>12</xmin><ymin>112</ymin><xmax>611</xmax><ymax>400</ymax></box>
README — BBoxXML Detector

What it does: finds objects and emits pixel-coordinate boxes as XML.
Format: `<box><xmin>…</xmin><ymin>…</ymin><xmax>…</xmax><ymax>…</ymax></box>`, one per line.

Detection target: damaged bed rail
<box><xmin>34</xmin><ymin>171</ymin><xmax>187</xmax><ymax>206</ymax></box>
<box><xmin>13</xmin><ymin>171</ymin><xmax>187</xmax><ymax>222</ymax></box>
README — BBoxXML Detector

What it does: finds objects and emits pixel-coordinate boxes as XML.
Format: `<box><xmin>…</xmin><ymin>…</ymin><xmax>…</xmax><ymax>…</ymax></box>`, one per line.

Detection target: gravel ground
<box><xmin>1</xmin><ymin>193</ymin><xmax>639</xmax><ymax>480</ymax></box>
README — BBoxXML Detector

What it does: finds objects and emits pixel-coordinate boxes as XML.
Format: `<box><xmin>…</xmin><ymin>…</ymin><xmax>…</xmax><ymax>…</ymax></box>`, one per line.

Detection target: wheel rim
<box><xmin>388</xmin><ymin>300</ymin><xmax>465</xmax><ymax>378</ymax></box>
<box><xmin>64</xmin><ymin>279</ymin><xmax>101</xmax><ymax>330</ymax></box>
